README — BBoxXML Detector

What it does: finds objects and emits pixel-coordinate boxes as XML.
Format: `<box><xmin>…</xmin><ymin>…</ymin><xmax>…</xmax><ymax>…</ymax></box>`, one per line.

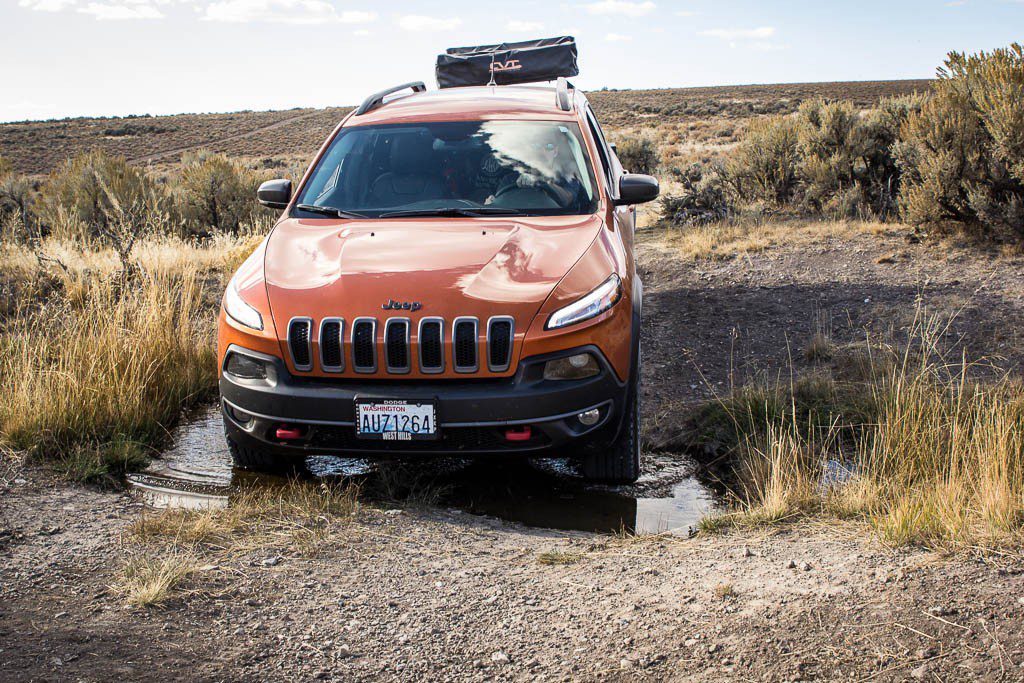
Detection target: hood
<box><xmin>263</xmin><ymin>214</ymin><xmax>604</xmax><ymax>336</ymax></box>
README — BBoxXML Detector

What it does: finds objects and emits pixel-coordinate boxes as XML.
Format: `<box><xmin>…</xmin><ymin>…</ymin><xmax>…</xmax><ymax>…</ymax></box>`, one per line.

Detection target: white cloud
<box><xmin>700</xmin><ymin>26</ymin><xmax>776</xmax><ymax>40</ymax></box>
<box><xmin>203</xmin><ymin>1</ymin><xmax>376</xmax><ymax>25</ymax></box>
<box><xmin>507</xmin><ymin>19</ymin><xmax>544</xmax><ymax>32</ymax></box>
<box><xmin>674</xmin><ymin>9</ymin><xmax>695</xmax><ymax>17</ymax></box>
<box><xmin>604</xmin><ymin>32</ymin><xmax>632</xmax><ymax>41</ymax></box>
<box><xmin>397</xmin><ymin>14</ymin><xmax>462</xmax><ymax>31</ymax></box>
<box><xmin>583</xmin><ymin>0</ymin><xmax>655</xmax><ymax>17</ymax></box>
<box><xmin>352</xmin><ymin>27</ymin><xmax>370</xmax><ymax>35</ymax></box>
<box><xmin>19</xmin><ymin>0</ymin><xmax>78</xmax><ymax>11</ymax></box>
<box><xmin>78</xmin><ymin>2</ymin><xmax>165</xmax><ymax>19</ymax></box>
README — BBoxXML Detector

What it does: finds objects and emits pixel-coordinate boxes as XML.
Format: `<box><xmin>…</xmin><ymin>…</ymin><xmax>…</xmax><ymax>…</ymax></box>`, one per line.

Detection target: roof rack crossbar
<box><xmin>354</xmin><ymin>81</ymin><xmax>427</xmax><ymax>116</ymax></box>
<box><xmin>555</xmin><ymin>77</ymin><xmax>572</xmax><ymax>111</ymax></box>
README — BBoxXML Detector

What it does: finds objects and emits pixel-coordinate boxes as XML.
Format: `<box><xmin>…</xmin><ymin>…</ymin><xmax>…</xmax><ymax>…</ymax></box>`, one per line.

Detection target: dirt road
<box><xmin>3</xmin><ymin>225</ymin><xmax>1024</xmax><ymax>681</ymax></box>
<box><xmin>2</xmin><ymin>475</ymin><xmax>1023</xmax><ymax>682</ymax></box>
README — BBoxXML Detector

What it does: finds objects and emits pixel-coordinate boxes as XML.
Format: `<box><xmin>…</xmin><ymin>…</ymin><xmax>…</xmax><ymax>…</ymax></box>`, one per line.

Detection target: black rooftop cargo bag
<box><xmin>436</xmin><ymin>36</ymin><xmax>579</xmax><ymax>88</ymax></box>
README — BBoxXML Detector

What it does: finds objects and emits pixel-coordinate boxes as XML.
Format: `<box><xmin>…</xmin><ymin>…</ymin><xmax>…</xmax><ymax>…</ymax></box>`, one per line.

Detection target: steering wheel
<box><xmin>492</xmin><ymin>178</ymin><xmax>564</xmax><ymax>206</ymax></box>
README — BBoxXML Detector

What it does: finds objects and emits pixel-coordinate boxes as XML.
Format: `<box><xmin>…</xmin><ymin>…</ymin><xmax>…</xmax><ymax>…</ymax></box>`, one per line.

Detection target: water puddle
<box><xmin>128</xmin><ymin>405</ymin><xmax>720</xmax><ymax>535</ymax></box>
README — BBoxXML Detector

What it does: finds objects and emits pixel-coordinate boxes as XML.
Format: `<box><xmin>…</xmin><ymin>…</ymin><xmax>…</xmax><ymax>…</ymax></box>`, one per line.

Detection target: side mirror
<box><xmin>614</xmin><ymin>173</ymin><xmax>659</xmax><ymax>206</ymax></box>
<box><xmin>257</xmin><ymin>179</ymin><xmax>292</xmax><ymax>209</ymax></box>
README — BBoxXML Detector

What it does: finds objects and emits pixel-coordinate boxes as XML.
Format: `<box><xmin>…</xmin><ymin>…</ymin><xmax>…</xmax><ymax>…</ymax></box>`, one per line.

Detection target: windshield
<box><xmin>293</xmin><ymin>120</ymin><xmax>600</xmax><ymax>218</ymax></box>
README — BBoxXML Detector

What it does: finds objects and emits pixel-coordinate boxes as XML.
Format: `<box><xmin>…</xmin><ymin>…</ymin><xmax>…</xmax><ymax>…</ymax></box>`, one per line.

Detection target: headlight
<box><xmin>223</xmin><ymin>275</ymin><xmax>264</xmax><ymax>331</ymax></box>
<box><xmin>545</xmin><ymin>274</ymin><xmax>622</xmax><ymax>330</ymax></box>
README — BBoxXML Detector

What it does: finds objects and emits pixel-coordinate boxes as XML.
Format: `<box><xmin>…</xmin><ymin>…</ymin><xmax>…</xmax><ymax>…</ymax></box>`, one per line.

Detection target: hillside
<box><xmin>0</xmin><ymin>80</ymin><xmax>932</xmax><ymax>176</ymax></box>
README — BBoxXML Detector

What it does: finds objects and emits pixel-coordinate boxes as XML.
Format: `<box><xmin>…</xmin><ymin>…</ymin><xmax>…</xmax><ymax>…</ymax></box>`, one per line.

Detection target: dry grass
<box><xmin>0</xmin><ymin>231</ymin><xmax>261</xmax><ymax>282</ymax></box>
<box><xmin>129</xmin><ymin>479</ymin><xmax>359</xmax><ymax>554</ymax></box>
<box><xmin>0</xmin><ymin>211</ymin><xmax>265</xmax><ymax>483</ymax></box>
<box><xmin>650</xmin><ymin>218</ymin><xmax>886</xmax><ymax>261</ymax></box>
<box><xmin>0</xmin><ymin>226</ymin><xmax>260</xmax><ymax>483</ymax></box>
<box><xmin>537</xmin><ymin>550</ymin><xmax>584</xmax><ymax>566</ymax></box>
<box><xmin>713</xmin><ymin>582</ymin><xmax>738</xmax><ymax>599</ymax></box>
<box><xmin>0</xmin><ymin>268</ymin><xmax>216</xmax><ymax>474</ymax></box>
<box><xmin>698</xmin><ymin>310</ymin><xmax>1024</xmax><ymax>551</ymax></box>
<box><xmin>119</xmin><ymin>479</ymin><xmax>358</xmax><ymax>606</ymax></box>
<box><xmin>112</xmin><ymin>551</ymin><xmax>197</xmax><ymax>607</ymax></box>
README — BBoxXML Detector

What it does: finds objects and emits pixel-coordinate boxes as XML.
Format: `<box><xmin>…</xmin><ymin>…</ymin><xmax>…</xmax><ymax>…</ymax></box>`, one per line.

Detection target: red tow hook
<box><xmin>275</xmin><ymin>424</ymin><xmax>304</xmax><ymax>440</ymax></box>
<box><xmin>505</xmin><ymin>426</ymin><xmax>532</xmax><ymax>442</ymax></box>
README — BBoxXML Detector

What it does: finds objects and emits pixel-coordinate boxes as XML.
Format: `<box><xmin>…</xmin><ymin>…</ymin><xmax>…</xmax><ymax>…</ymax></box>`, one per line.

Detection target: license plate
<box><xmin>355</xmin><ymin>399</ymin><xmax>439</xmax><ymax>440</ymax></box>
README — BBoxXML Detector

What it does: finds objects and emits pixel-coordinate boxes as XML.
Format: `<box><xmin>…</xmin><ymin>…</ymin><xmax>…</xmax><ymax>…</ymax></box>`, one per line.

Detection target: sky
<box><xmin>2</xmin><ymin>0</ymin><xmax>1022</xmax><ymax>122</ymax></box>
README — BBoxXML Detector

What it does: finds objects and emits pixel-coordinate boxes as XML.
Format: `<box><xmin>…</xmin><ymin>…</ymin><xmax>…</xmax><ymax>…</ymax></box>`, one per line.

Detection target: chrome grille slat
<box><xmin>287</xmin><ymin>317</ymin><xmax>313</xmax><ymax>371</ymax></box>
<box><xmin>452</xmin><ymin>317</ymin><xmax>479</xmax><ymax>373</ymax></box>
<box><xmin>351</xmin><ymin>317</ymin><xmax>377</xmax><ymax>373</ymax></box>
<box><xmin>319</xmin><ymin>318</ymin><xmax>344</xmax><ymax>372</ymax></box>
<box><xmin>418</xmin><ymin>317</ymin><xmax>445</xmax><ymax>374</ymax></box>
<box><xmin>486</xmin><ymin>316</ymin><xmax>514</xmax><ymax>372</ymax></box>
<box><xmin>287</xmin><ymin>314</ymin><xmax>515</xmax><ymax>374</ymax></box>
<box><xmin>384</xmin><ymin>318</ymin><xmax>411</xmax><ymax>374</ymax></box>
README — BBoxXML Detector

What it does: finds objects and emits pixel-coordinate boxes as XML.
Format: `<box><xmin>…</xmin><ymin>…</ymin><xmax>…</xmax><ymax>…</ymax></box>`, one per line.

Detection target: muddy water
<box><xmin>128</xmin><ymin>405</ymin><xmax>720</xmax><ymax>535</ymax></box>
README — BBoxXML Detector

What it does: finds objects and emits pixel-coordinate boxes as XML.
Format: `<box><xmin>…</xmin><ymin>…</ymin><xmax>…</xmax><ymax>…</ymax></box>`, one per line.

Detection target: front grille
<box><xmin>319</xmin><ymin>318</ymin><xmax>344</xmax><ymax>372</ymax></box>
<box><xmin>418</xmin><ymin>318</ymin><xmax>444</xmax><ymax>373</ymax></box>
<box><xmin>384</xmin><ymin>318</ymin><xmax>410</xmax><ymax>373</ymax></box>
<box><xmin>487</xmin><ymin>317</ymin><xmax>514</xmax><ymax>372</ymax></box>
<box><xmin>453</xmin><ymin>318</ymin><xmax>478</xmax><ymax>372</ymax></box>
<box><xmin>286</xmin><ymin>314</ymin><xmax>516</xmax><ymax>375</ymax></box>
<box><xmin>351</xmin><ymin>318</ymin><xmax>376</xmax><ymax>372</ymax></box>
<box><xmin>287</xmin><ymin>318</ymin><xmax>312</xmax><ymax>370</ymax></box>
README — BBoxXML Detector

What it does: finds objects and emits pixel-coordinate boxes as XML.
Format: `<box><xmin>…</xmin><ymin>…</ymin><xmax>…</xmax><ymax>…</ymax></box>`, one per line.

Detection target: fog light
<box><xmin>226</xmin><ymin>404</ymin><xmax>254</xmax><ymax>427</ymax></box>
<box><xmin>225</xmin><ymin>352</ymin><xmax>267</xmax><ymax>380</ymax></box>
<box><xmin>578</xmin><ymin>408</ymin><xmax>600</xmax><ymax>426</ymax></box>
<box><xmin>543</xmin><ymin>353</ymin><xmax>599</xmax><ymax>380</ymax></box>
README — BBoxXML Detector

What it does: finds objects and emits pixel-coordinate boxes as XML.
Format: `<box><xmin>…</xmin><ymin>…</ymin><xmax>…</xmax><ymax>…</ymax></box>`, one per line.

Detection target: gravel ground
<box><xmin>1</xmin><ymin>474</ymin><xmax>1023</xmax><ymax>682</ymax></box>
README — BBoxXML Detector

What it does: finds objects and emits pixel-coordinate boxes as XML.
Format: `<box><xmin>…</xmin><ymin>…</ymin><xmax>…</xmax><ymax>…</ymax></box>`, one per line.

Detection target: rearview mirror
<box><xmin>257</xmin><ymin>179</ymin><xmax>292</xmax><ymax>209</ymax></box>
<box><xmin>614</xmin><ymin>174</ymin><xmax>659</xmax><ymax>206</ymax></box>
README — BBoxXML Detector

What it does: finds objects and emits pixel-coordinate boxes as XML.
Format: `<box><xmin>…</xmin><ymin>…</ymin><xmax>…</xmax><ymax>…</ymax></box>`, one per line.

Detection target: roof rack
<box><xmin>555</xmin><ymin>77</ymin><xmax>572</xmax><ymax>112</ymax></box>
<box><xmin>354</xmin><ymin>81</ymin><xmax>426</xmax><ymax>116</ymax></box>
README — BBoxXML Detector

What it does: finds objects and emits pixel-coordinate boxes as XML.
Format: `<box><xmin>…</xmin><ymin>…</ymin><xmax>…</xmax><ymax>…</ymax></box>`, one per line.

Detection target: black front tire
<box><xmin>225</xmin><ymin>423</ymin><xmax>303</xmax><ymax>472</ymax></box>
<box><xmin>581</xmin><ymin>381</ymin><xmax>641</xmax><ymax>484</ymax></box>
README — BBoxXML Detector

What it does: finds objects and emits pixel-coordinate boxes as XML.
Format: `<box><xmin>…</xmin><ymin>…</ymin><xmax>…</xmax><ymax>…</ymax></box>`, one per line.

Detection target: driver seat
<box><xmin>370</xmin><ymin>133</ymin><xmax>444</xmax><ymax>207</ymax></box>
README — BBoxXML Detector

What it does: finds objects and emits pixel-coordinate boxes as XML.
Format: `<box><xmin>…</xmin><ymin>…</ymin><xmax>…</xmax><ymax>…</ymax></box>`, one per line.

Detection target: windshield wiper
<box><xmin>378</xmin><ymin>207</ymin><xmax>529</xmax><ymax>218</ymax></box>
<box><xmin>295</xmin><ymin>204</ymin><xmax>367</xmax><ymax>219</ymax></box>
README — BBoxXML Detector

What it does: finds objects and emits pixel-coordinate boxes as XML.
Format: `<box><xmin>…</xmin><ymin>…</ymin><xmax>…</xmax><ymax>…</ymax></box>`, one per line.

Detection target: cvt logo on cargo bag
<box><xmin>382</xmin><ymin>299</ymin><xmax>422</xmax><ymax>312</ymax></box>
<box><xmin>489</xmin><ymin>59</ymin><xmax>522</xmax><ymax>72</ymax></box>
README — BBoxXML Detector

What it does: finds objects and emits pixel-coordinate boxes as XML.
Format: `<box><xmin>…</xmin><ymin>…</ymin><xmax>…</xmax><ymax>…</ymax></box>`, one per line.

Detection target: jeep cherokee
<box><xmin>218</xmin><ymin>55</ymin><xmax>659</xmax><ymax>483</ymax></box>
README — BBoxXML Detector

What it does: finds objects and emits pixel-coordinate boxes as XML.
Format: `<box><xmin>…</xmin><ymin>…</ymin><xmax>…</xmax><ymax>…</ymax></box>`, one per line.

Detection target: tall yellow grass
<box><xmin>0</xmin><ymin>260</ymin><xmax>220</xmax><ymax>480</ymax></box>
<box><xmin>704</xmin><ymin>314</ymin><xmax>1024</xmax><ymax>550</ymax></box>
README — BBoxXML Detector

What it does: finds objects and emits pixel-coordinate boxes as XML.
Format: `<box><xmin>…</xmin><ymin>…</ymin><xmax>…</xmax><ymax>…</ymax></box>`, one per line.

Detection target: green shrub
<box><xmin>795</xmin><ymin>96</ymin><xmax>924</xmax><ymax>219</ymax></box>
<box><xmin>662</xmin><ymin>163</ymin><xmax>732</xmax><ymax>226</ymax></box>
<box><xmin>0</xmin><ymin>173</ymin><xmax>36</xmax><ymax>242</ymax></box>
<box><xmin>613</xmin><ymin>134</ymin><xmax>659</xmax><ymax>175</ymax></box>
<box><xmin>177</xmin><ymin>150</ymin><xmax>263</xmax><ymax>235</ymax></box>
<box><xmin>896</xmin><ymin>44</ymin><xmax>1024</xmax><ymax>237</ymax></box>
<box><xmin>37</xmin><ymin>149</ymin><xmax>172</xmax><ymax>243</ymax></box>
<box><xmin>726</xmin><ymin>115</ymin><xmax>800</xmax><ymax>207</ymax></box>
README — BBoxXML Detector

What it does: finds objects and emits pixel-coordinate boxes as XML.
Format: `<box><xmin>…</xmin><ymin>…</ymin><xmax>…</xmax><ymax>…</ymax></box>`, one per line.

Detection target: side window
<box><xmin>584</xmin><ymin>105</ymin><xmax>616</xmax><ymax>197</ymax></box>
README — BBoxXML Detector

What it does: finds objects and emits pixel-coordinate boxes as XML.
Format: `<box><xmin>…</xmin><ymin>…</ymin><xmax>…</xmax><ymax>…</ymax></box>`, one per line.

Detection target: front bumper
<box><xmin>220</xmin><ymin>344</ymin><xmax>628</xmax><ymax>457</ymax></box>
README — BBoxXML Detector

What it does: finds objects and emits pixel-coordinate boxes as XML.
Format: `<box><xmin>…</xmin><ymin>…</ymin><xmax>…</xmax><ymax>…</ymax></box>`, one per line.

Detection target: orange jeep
<box><xmin>217</xmin><ymin>38</ymin><xmax>659</xmax><ymax>483</ymax></box>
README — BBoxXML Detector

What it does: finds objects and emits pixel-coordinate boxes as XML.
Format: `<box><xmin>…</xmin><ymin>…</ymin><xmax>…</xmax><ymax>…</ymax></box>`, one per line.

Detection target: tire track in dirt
<box><xmin>127</xmin><ymin>109</ymin><xmax>337</xmax><ymax>165</ymax></box>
